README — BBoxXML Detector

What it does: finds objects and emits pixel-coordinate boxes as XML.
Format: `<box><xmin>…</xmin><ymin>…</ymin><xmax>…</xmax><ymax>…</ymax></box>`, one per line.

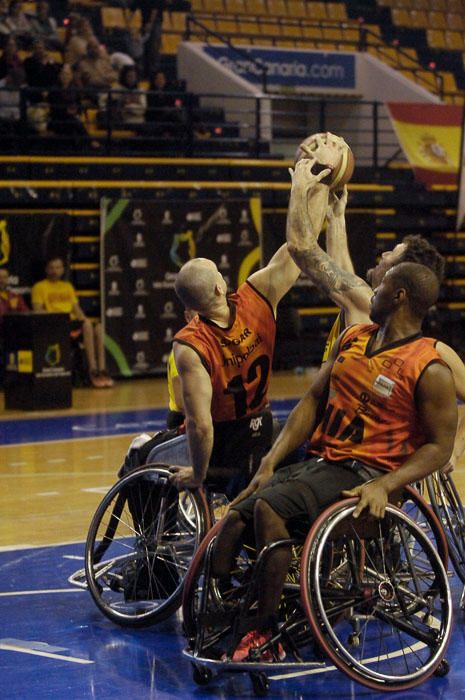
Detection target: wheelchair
<box><xmin>78</xmin><ymin>421</ymin><xmax>451</xmax><ymax>631</ymax></box>
<box><xmin>182</xmin><ymin>497</ymin><xmax>452</xmax><ymax>695</ymax></box>
<box><xmin>82</xmin><ymin>432</ymin><xmax>229</xmax><ymax>627</ymax></box>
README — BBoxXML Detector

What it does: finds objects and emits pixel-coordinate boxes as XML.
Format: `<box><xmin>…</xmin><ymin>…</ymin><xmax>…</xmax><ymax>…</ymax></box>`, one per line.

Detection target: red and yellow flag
<box><xmin>386</xmin><ymin>103</ymin><xmax>463</xmax><ymax>187</ymax></box>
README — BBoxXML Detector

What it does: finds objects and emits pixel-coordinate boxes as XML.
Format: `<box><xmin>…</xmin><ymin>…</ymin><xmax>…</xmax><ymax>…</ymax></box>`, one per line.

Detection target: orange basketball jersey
<box><xmin>174</xmin><ymin>282</ymin><xmax>276</xmax><ymax>422</ymax></box>
<box><xmin>307</xmin><ymin>323</ymin><xmax>446</xmax><ymax>471</ymax></box>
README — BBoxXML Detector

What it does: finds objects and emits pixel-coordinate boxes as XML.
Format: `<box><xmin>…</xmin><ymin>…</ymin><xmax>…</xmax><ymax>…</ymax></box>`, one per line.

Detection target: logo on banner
<box><xmin>170</xmin><ymin>230</ymin><xmax>196</xmax><ymax>269</ymax></box>
<box><xmin>164</xmin><ymin>327</ymin><xmax>174</xmax><ymax>342</ymax></box>
<box><xmin>134</xmin><ymin>351</ymin><xmax>149</xmax><ymax>370</ymax></box>
<box><xmin>131</xmin><ymin>208</ymin><xmax>145</xmax><ymax>225</ymax></box>
<box><xmin>134</xmin><ymin>278</ymin><xmax>148</xmax><ymax>295</ymax></box>
<box><xmin>186</xmin><ymin>211</ymin><xmax>202</xmax><ymax>222</ymax></box>
<box><xmin>135</xmin><ymin>304</ymin><xmax>146</xmax><ymax>319</ymax></box>
<box><xmin>216</xmin><ymin>232</ymin><xmax>232</xmax><ymax>244</ymax></box>
<box><xmin>0</xmin><ymin>219</ymin><xmax>11</xmax><ymax>265</ymax></box>
<box><xmin>217</xmin><ymin>205</ymin><xmax>230</xmax><ymax>224</ymax></box>
<box><xmin>130</xmin><ymin>258</ymin><xmax>148</xmax><ymax>268</ymax></box>
<box><xmin>161</xmin><ymin>301</ymin><xmax>177</xmax><ymax>319</ymax></box>
<box><xmin>106</xmin><ymin>307</ymin><xmax>123</xmax><ymax>317</ymax></box>
<box><xmin>132</xmin><ymin>330</ymin><xmax>149</xmax><ymax>341</ymax></box>
<box><xmin>219</xmin><ymin>254</ymin><xmax>230</xmax><ymax>269</ymax></box>
<box><xmin>109</xmin><ymin>281</ymin><xmax>120</xmax><ymax>296</ymax></box>
<box><xmin>107</xmin><ymin>255</ymin><xmax>122</xmax><ymax>272</ymax></box>
<box><xmin>45</xmin><ymin>343</ymin><xmax>61</xmax><ymax>367</ymax></box>
<box><xmin>162</xmin><ymin>210</ymin><xmax>173</xmax><ymax>225</ymax></box>
<box><xmin>240</xmin><ymin>209</ymin><xmax>250</xmax><ymax>223</ymax></box>
<box><xmin>134</xmin><ymin>233</ymin><xmax>146</xmax><ymax>248</ymax></box>
<box><xmin>239</xmin><ymin>229</ymin><xmax>252</xmax><ymax>246</ymax></box>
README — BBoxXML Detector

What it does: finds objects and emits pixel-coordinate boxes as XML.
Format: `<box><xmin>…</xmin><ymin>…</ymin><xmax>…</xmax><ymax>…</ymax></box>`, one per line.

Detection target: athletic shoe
<box><xmin>89</xmin><ymin>370</ymin><xmax>106</xmax><ymax>388</ymax></box>
<box><xmin>230</xmin><ymin>629</ymin><xmax>286</xmax><ymax>662</ymax></box>
<box><xmin>99</xmin><ymin>370</ymin><xmax>114</xmax><ymax>387</ymax></box>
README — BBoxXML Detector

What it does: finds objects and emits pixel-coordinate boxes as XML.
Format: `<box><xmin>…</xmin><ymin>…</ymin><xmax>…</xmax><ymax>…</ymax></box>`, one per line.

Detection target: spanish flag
<box><xmin>386</xmin><ymin>103</ymin><xmax>463</xmax><ymax>187</ymax></box>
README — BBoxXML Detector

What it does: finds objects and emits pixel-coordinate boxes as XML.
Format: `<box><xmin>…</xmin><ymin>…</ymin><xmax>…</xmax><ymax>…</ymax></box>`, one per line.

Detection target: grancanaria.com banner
<box><xmin>203</xmin><ymin>46</ymin><xmax>356</xmax><ymax>92</ymax></box>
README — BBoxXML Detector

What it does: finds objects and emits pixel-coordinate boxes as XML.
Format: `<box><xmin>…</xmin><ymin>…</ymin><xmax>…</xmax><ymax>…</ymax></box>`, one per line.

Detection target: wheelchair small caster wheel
<box><xmin>348</xmin><ymin>633</ymin><xmax>360</xmax><ymax>647</ymax></box>
<box><xmin>251</xmin><ymin>671</ymin><xmax>269</xmax><ymax>697</ymax></box>
<box><xmin>434</xmin><ymin>659</ymin><xmax>450</xmax><ymax>677</ymax></box>
<box><xmin>192</xmin><ymin>663</ymin><xmax>212</xmax><ymax>685</ymax></box>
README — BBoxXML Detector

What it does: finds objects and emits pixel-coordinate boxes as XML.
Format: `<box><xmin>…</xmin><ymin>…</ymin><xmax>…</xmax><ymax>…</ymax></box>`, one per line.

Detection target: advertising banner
<box><xmin>202</xmin><ymin>46</ymin><xmax>357</xmax><ymax>92</ymax></box>
<box><xmin>386</xmin><ymin>102</ymin><xmax>463</xmax><ymax>188</ymax></box>
<box><xmin>101</xmin><ymin>198</ymin><xmax>262</xmax><ymax>377</ymax></box>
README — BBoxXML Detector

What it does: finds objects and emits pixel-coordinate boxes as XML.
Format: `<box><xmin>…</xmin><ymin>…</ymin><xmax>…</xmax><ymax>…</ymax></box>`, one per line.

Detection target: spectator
<box><xmin>0</xmin><ymin>266</ymin><xmax>28</xmax><ymax>325</ymax></box>
<box><xmin>0</xmin><ymin>66</ymin><xmax>24</xmax><ymax>137</ymax></box>
<box><xmin>48</xmin><ymin>62</ymin><xmax>96</xmax><ymax>149</ymax></box>
<box><xmin>0</xmin><ymin>265</ymin><xmax>28</xmax><ymax>384</ymax></box>
<box><xmin>0</xmin><ymin>1</ymin><xmax>34</xmax><ymax>46</ymax></box>
<box><xmin>123</xmin><ymin>25</ymin><xmax>147</xmax><ymax>75</ymax></box>
<box><xmin>31</xmin><ymin>257</ymin><xmax>114</xmax><ymax>388</ymax></box>
<box><xmin>116</xmin><ymin>64</ymin><xmax>146</xmax><ymax>125</ymax></box>
<box><xmin>76</xmin><ymin>37</ymin><xmax>117</xmax><ymax>91</ymax></box>
<box><xmin>24</xmin><ymin>37</ymin><xmax>59</xmax><ymax>96</ymax></box>
<box><xmin>0</xmin><ymin>35</ymin><xmax>23</xmax><ymax>80</ymax></box>
<box><xmin>30</xmin><ymin>1</ymin><xmax>62</xmax><ymax>50</ymax></box>
<box><xmin>63</xmin><ymin>16</ymin><xmax>95</xmax><ymax>67</ymax></box>
<box><xmin>146</xmin><ymin>69</ymin><xmax>185</xmax><ymax>137</ymax></box>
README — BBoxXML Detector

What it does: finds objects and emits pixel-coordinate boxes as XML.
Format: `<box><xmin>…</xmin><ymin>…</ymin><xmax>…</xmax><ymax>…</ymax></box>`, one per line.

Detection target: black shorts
<box><xmin>232</xmin><ymin>457</ymin><xmax>381</xmax><ymax>530</ymax></box>
<box><xmin>207</xmin><ymin>407</ymin><xmax>274</xmax><ymax>499</ymax></box>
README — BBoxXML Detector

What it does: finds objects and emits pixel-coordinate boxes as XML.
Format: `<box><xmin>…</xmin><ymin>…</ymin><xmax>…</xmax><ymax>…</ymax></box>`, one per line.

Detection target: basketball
<box><xmin>294</xmin><ymin>132</ymin><xmax>355</xmax><ymax>191</ymax></box>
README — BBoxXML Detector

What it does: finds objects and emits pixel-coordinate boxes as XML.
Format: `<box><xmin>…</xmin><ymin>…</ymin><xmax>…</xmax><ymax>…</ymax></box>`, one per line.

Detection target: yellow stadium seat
<box><xmin>447</xmin><ymin>0</ymin><xmax>463</xmax><ymax>13</ymax></box>
<box><xmin>216</xmin><ymin>18</ymin><xmax>239</xmax><ymax>34</ymax></box>
<box><xmin>224</xmin><ymin>0</ymin><xmax>247</xmax><ymax>13</ymax></box>
<box><xmin>165</xmin><ymin>12</ymin><xmax>187</xmax><ymax>32</ymax></box>
<box><xmin>446</xmin><ymin>12</ymin><xmax>465</xmax><ymax>30</ymax></box>
<box><xmin>444</xmin><ymin>30</ymin><xmax>464</xmax><ymax>49</ymax></box>
<box><xmin>259</xmin><ymin>19</ymin><xmax>282</xmax><ymax>35</ymax></box>
<box><xmin>322</xmin><ymin>27</ymin><xmax>343</xmax><ymax>41</ymax></box>
<box><xmin>283</xmin><ymin>22</ymin><xmax>303</xmax><ymax>37</ymax></box>
<box><xmin>161</xmin><ymin>33</ymin><xmax>181</xmax><ymax>54</ymax></box>
<box><xmin>391</xmin><ymin>8</ymin><xmax>411</xmax><ymax>26</ymax></box>
<box><xmin>306</xmin><ymin>2</ymin><xmax>327</xmax><ymax>20</ymax></box>
<box><xmin>409</xmin><ymin>10</ymin><xmax>428</xmax><ymax>27</ymax></box>
<box><xmin>326</xmin><ymin>3</ymin><xmax>348</xmax><ymax>21</ymax></box>
<box><xmin>430</xmin><ymin>0</ymin><xmax>447</xmax><ymax>10</ymax></box>
<box><xmin>245</xmin><ymin>0</ymin><xmax>268</xmax><ymax>14</ymax></box>
<box><xmin>202</xmin><ymin>0</ymin><xmax>226</xmax><ymax>11</ymax></box>
<box><xmin>266</xmin><ymin>0</ymin><xmax>288</xmax><ymax>17</ymax></box>
<box><xmin>428</xmin><ymin>10</ymin><xmax>447</xmax><ymax>28</ymax></box>
<box><xmin>427</xmin><ymin>28</ymin><xmax>446</xmax><ymax>48</ymax></box>
<box><xmin>190</xmin><ymin>0</ymin><xmax>204</xmax><ymax>10</ymax></box>
<box><xmin>237</xmin><ymin>18</ymin><xmax>261</xmax><ymax>34</ymax></box>
<box><xmin>286</xmin><ymin>0</ymin><xmax>307</xmax><ymax>18</ymax></box>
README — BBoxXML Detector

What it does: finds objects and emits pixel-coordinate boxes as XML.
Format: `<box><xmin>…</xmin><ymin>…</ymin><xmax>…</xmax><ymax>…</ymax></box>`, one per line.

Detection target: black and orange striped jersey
<box><xmin>174</xmin><ymin>281</ymin><xmax>276</xmax><ymax>422</ymax></box>
<box><xmin>307</xmin><ymin>323</ymin><xmax>446</xmax><ymax>471</ymax></box>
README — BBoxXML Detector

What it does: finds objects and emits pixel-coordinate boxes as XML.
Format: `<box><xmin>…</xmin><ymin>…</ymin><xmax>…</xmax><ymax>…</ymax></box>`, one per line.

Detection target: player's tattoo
<box><xmin>290</xmin><ymin>243</ymin><xmax>367</xmax><ymax>295</ymax></box>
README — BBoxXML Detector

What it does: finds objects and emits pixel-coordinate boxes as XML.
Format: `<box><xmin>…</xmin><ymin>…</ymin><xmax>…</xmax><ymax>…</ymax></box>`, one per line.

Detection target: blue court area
<box><xmin>1</xmin><ymin>541</ymin><xmax>465</xmax><ymax>700</ymax></box>
<box><xmin>0</xmin><ymin>400</ymin><xmax>296</xmax><ymax>445</ymax></box>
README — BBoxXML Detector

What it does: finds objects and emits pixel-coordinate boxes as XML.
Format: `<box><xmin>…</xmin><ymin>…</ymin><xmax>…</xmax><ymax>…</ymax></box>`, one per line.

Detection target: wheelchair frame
<box><xmin>182</xmin><ymin>499</ymin><xmax>452</xmax><ymax>695</ymax></box>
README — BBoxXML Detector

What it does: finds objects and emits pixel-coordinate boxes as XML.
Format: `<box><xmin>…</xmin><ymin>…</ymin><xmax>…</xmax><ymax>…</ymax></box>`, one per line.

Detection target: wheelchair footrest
<box><xmin>182</xmin><ymin>647</ymin><xmax>325</xmax><ymax>673</ymax></box>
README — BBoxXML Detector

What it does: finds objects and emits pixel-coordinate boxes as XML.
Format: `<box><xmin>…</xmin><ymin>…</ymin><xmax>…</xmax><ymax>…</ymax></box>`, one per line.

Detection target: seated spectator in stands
<box><xmin>24</xmin><ymin>37</ymin><xmax>59</xmax><ymax>101</ymax></box>
<box><xmin>30</xmin><ymin>1</ymin><xmax>62</xmax><ymax>50</ymax></box>
<box><xmin>116</xmin><ymin>64</ymin><xmax>146</xmax><ymax>126</ymax></box>
<box><xmin>146</xmin><ymin>68</ymin><xmax>185</xmax><ymax>137</ymax></box>
<box><xmin>0</xmin><ymin>1</ymin><xmax>34</xmax><ymax>47</ymax></box>
<box><xmin>0</xmin><ymin>35</ymin><xmax>23</xmax><ymax>80</ymax></box>
<box><xmin>0</xmin><ymin>66</ymin><xmax>24</xmax><ymax>135</ymax></box>
<box><xmin>76</xmin><ymin>37</ymin><xmax>117</xmax><ymax>93</ymax></box>
<box><xmin>31</xmin><ymin>257</ymin><xmax>114</xmax><ymax>388</ymax></box>
<box><xmin>0</xmin><ymin>265</ymin><xmax>28</xmax><ymax>384</ymax></box>
<box><xmin>0</xmin><ymin>266</ymin><xmax>28</xmax><ymax>324</ymax></box>
<box><xmin>64</xmin><ymin>16</ymin><xmax>95</xmax><ymax>67</ymax></box>
<box><xmin>48</xmin><ymin>62</ymin><xmax>96</xmax><ymax>149</ymax></box>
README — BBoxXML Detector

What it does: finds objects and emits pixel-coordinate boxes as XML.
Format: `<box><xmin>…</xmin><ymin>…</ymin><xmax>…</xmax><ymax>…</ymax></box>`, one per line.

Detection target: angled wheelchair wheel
<box><xmin>400</xmin><ymin>485</ymin><xmax>448</xmax><ymax>567</ymax></box>
<box><xmin>182</xmin><ymin>521</ymin><xmax>255</xmax><ymax>645</ymax></box>
<box><xmin>301</xmin><ymin>500</ymin><xmax>452</xmax><ymax>692</ymax></box>
<box><xmin>426</xmin><ymin>471</ymin><xmax>465</xmax><ymax>582</ymax></box>
<box><xmin>85</xmin><ymin>464</ymin><xmax>211</xmax><ymax>627</ymax></box>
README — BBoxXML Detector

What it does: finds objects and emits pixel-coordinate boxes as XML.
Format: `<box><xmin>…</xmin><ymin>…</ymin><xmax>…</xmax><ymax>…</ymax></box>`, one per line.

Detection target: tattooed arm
<box><xmin>287</xmin><ymin>158</ymin><xmax>372</xmax><ymax>324</ymax></box>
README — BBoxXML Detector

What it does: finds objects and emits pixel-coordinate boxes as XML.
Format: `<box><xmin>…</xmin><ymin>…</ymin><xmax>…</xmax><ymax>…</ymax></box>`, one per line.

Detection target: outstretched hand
<box><xmin>327</xmin><ymin>186</ymin><xmax>348</xmax><ymax>220</ymax></box>
<box><xmin>342</xmin><ymin>479</ymin><xmax>390</xmax><ymax>519</ymax></box>
<box><xmin>288</xmin><ymin>156</ymin><xmax>332</xmax><ymax>193</ymax></box>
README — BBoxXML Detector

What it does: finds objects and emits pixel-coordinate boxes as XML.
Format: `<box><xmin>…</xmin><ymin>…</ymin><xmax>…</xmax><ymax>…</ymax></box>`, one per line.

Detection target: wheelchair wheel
<box><xmin>400</xmin><ymin>485</ymin><xmax>448</xmax><ymax>567</ymax></box>
<box><xmin>85</xmin><ymin>464</ymin><xmax>211</xmax><ymax>627</ymax></box>
<box><xmin>301</xmin><ymin>500</ymin><xmax>452</xmax><ymax>691</ymax></box>
<box><xmin>426</xmin><ymin>471</ymin><xmax>465</xmax><ymax>582</ymax></box>
<box><xmin>182</xmin><ymin>521</ymin><xmax>254</xmax><ymax>644</ymax></box>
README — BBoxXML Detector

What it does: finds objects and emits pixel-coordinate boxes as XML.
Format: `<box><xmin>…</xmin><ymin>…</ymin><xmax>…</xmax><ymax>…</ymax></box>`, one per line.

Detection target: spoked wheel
<box><xmin>182</xmin><ymin>521</ymin><xmax>255</xmax><ymax>646</ymax></box>
<box><xmin>400</xmin><ymin>485</ymin><xmax>448</xmax><ymax>566</ymax></box>
<box><xmin>426</xmin><ymin>472</ymin><xmax>465</xmax><ymax>582</ymax></box>
<box><xmin>301</xmin><ymin>500</ymin><xmax>452</xmax><ymax>692</ymax></box>
<box><xmin>85</xmin><ymin>464</ymin><xmax>210</xmax><ymax>627</ymax></box>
